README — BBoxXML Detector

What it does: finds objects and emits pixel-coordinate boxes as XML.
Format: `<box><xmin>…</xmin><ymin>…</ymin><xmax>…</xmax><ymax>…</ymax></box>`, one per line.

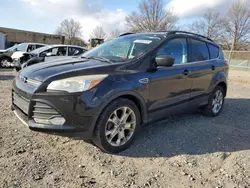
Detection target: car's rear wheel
<box><xmin>92</xmin><ymin>98</ymin><xmax>140</xmax><ymax>153</ymax></box>
<box><xmin>202</xmin><ymin>86</ymin><xmax>225</xmax><ymax>117</ymax></box>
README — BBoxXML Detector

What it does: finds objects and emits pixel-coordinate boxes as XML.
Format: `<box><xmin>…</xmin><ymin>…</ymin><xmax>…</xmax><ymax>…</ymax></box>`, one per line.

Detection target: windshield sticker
<box><xmin>134</xmin><ymin>40</ymin><xmax>152</xmax><ymax>44</ymax></box>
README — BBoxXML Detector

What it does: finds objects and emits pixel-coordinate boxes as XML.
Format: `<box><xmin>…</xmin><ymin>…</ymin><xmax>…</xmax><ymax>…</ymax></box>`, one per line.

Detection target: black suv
<box><xmin>12</xmin><ymin>31</ymin><xmax>228</xmax><ymax>153</ymax></box>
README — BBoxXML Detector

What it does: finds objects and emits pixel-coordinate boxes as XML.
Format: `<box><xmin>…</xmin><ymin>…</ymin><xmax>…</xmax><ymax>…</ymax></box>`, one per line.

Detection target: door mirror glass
<box><xmin>155</xmin><ymin>56</ymin><xmax>174</xmax><ymax>67</ymax></box>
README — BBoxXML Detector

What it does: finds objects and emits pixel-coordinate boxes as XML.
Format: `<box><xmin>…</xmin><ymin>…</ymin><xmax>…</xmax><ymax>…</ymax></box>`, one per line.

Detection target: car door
<box><xmin>147</xmin><ymin>37</ymin><xmax>193</xmax><ymax>121</ymax></box>
<box><xmin>187</xmin><ymin>39</ymin><xmax>215</xmax><ymax>106</ymax></box>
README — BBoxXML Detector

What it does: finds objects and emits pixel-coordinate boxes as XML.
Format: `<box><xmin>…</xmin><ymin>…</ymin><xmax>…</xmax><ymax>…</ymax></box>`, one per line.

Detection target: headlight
<box><xmin>47</xmin><ymin>74</ymin><xmax>108</xmax><ymax>93</ymax></box>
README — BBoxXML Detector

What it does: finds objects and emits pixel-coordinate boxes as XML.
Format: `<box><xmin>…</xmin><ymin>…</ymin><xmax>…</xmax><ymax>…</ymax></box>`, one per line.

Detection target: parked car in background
<box><xmin>0</xmin><ymin>43</ymin><xmax>45</xmax><ymax>68</ymax></box>
<box><xmin>12</xmin><ymin>31</ymin><xmax>228</xmax><ymax>153</ymax></box>
<box><xmin>14</xmin><ymin>45</ymin><xmax>88</xmax><ymax>71</ymax></box>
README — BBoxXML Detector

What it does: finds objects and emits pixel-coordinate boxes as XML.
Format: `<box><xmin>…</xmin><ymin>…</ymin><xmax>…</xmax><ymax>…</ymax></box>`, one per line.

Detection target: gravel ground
<box><xmin>0</xmin><ymin>69</ymin><xmax>250</xmax><ymax>188</ymax></box>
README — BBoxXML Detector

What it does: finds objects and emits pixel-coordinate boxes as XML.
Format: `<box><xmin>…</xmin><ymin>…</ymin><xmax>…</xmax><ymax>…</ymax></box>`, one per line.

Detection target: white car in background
<box><xmin>15</xmin><ymin>45</ymin><xmax>88</xmax><ymax>71</ymax></box>
<box><xmin>0</xmin><ymin>43</ymin><xmax>45</xmax><ymax>68</ymax></box>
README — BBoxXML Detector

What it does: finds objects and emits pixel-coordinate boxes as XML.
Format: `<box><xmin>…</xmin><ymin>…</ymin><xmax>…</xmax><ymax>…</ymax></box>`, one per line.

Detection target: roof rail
<box><xmin>119</xmin><ymin>32</ymin><xmax>134</xmax><ymax>37</ymax></box>
<box><xmin>167</xmin><ymin>30</ymin><xmax>214</xmax><ymax>42</ymax></box>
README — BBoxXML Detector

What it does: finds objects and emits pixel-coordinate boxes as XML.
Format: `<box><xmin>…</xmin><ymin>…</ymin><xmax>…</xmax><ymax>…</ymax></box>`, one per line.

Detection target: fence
<box><xmin>223</xmin><ymin>51</ymin><xmax>250</xmax><ymax>71</ymax></box>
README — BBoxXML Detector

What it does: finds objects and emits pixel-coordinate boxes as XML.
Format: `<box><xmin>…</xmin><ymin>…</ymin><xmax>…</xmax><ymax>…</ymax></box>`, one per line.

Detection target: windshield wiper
<box><xmin>81</xmin><ymin>56</ymin><xmax>113</xmax><ymax>64</ymax></box>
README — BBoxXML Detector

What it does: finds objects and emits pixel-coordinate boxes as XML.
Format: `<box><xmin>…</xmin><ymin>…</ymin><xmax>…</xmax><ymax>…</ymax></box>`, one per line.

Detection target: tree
<box><xmin>56</xmin><ymin>19</ymin><xmax>82</xmax><ymax>45</ymax></box>
<box><xmin>67</xmin><ymin>37</ymin><xmax>87</xmax><ymax>47</ymax></box>
<box><xmin>187</xmin><ymin>10</ymin><xmax>225</xmax><ymax>42</ymax></box>
<box><xmin>90</xmin><ymin>26</ymin><xmax>107</xmax><ymax>40</ymax></box>
<box><xmin>224</xmin><ymin>0</ymin><xmax>250</xmax><ymax>50</ymax></box>
<box><xmin>107</xmin><ymin>29</ymin><xmax>122</xmax><ymax>41</ymax></box>
<box><xmin>125</xmin><ymin>0</ymin><xmax>178</xmax><ymax>32</ymax></box>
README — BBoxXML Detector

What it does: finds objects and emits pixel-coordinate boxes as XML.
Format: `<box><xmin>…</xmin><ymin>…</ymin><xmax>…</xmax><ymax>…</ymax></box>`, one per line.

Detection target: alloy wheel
<box><xmin>212</xmin><ymin>90</ymin><xmax>223</xmax><ymax>114</ymax></box>
<box><xmin>105</xmin><ymin>107</ymin><xmax>136</xmax><ymax>147</ymax></box>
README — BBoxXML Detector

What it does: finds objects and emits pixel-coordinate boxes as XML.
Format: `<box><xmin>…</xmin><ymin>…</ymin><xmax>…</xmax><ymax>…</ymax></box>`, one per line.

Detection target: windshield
<box><xmin>6</xmin><ymin>45</ymin><xmax>19</xmax><ymax>52</ymax></box>
<box><xmin>15</xmin><ymin>43</ymin><xmax>28</xmax><ymax>52</ymax></box>
<box><xmin>83</xmin><ymin>34</ymin><xmax>163</xmax><ymax>62</ymax></box>
<box><xmin>31</xmin><ymin>45</ymin><xmax>51</xmax><ymax>54</ymax></box>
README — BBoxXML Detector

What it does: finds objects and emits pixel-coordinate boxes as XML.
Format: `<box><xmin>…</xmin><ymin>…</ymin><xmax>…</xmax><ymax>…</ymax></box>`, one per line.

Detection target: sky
<box><xmin>0</xmin><ymin>0</ymin><xmax>236</xmax><ymax>40</ymax></box>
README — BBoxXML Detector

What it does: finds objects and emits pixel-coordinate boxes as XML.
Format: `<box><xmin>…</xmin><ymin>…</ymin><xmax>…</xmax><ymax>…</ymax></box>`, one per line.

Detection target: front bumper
<box><xmin>12</xmin><ymin>58</ymin><xmax>21</xmax><ymax>68</ymax></box>
<box><xmin>12</xmin><ymin>80</ymin><xmax>103</xmax><ymax>138</ymax></box>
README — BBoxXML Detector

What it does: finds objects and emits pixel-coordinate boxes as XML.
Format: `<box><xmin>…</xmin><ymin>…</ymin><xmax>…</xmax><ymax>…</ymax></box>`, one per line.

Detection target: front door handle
<box><xmin>183</xmin><ymin>69</ymin><xmax>189</xmax><ymax>76</ymax></box>
<box><xmin>139</xmin><ymin>78</ymin><xmax>149</xmax><ymax>84</ymax></box>
<box><xmin>211</xmin><ymin>65</ymin><xmax>215</xmax><ymax>70</ymax></box>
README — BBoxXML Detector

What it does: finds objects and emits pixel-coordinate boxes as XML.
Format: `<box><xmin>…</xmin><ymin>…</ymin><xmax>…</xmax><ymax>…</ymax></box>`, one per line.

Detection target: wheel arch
<box><xmin>0</xmin><ymin>55</ymin><xmax>12</xmax><ymax>62</ymax></box>
<box><xmin>216</xmin><ymin>81</ymin><xmax>227</xmax><ymax>96</ymax></box>
<box><xmin>90</xmin><ymin>91</ymin><xmax>147</xmax><ymax>136</ymax></box>
<box><xmin>209</xmin><ymin>70</ymin><xmax>227</xmax><ymax>95</ymax></box>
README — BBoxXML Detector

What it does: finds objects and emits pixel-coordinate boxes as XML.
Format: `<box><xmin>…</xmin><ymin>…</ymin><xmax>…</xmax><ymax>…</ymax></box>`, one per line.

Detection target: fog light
<box><xmin>34</xmin><ymin>118</ymin><xmax>50</xmax><ymax>124</ymax></box>
<box><xmin>34</xmin><ymin>117</ymin><xmax>66</xmax><ymax>125</ymax></box>
<box><xmin>49</xmin><ymin>117</ymin><xmax>66</xmax><ymax>125</ymax></box>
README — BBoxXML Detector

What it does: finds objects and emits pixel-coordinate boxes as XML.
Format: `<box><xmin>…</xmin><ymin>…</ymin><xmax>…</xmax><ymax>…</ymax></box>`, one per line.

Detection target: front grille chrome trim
<box><xmin>26</xmin><ymin>79</ymin><xmax>41</xmax><ymax>87</ymax></box>
<box><xmin>13</xmin><ymin>92</ymin><xmax>30</xmax><ymax>115</ymax></box>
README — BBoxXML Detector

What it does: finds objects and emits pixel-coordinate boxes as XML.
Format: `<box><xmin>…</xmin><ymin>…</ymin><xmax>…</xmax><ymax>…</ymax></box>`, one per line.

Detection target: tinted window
<box><xmin>219</xmin><ymin>48</ymin><xmax>225</xmax><ymax>60</ymax></box>
<box><xmin>156</xmin><ymin>38</ymin><xmax>188</xmax><ymax>65</ymax></box>
<box><xmin>191</xmin><ymin>39</ymin><xmax>209</xmax><ymax>61</ymax></box>
<box><xmin>68</xmin><ymin>47</ymin><xmax>85</xmax><ymax>56</ymax></box>
<box><xmin>40</xmin><ymin>47</ymin><xmax>67</xmax><ymax>57</ymax></box>
<box><xmin>36</xmin><ymin>44</ymin><xmax>45</xmax><ymax>49</ymax></box>
<box><xmin>208</xmin><ymin>43</ymin><xmax>219</xmax><ymax>59</ymax></box>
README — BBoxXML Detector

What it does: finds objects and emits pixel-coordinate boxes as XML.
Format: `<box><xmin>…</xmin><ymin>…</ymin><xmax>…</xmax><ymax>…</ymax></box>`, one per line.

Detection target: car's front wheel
<box><xmin>202</xmin><ymin>86</ymin><xmax>225</xmax><ymax>117</ymax></box>
<box><xmin>0</xmin><ymin>57</ymin><xmax>12</xmax><ymax>68</ymax></box>
<box><xmin>92</xmin><ymin>98</ymin><xmax>140</xmax><ymax>153</ymax></box>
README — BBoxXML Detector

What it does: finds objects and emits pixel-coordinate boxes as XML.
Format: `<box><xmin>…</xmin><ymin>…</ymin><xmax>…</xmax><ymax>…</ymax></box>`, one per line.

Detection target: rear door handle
<box><xmin>211</xmin><ymin>65</ymin><xmax>215</xmax><ymax>70</ymax></box>
<box><xmin>182</xmin><ymin>69</ymin><xmax>189</xmax><ymax>76</ymax></box>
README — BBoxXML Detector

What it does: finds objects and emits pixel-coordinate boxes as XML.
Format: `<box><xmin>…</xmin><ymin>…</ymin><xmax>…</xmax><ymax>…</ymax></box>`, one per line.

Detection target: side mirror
<box><xmin>155</xmin><ymin>56</ymin><xmax>174</xmax><ymax>67</ymax></box>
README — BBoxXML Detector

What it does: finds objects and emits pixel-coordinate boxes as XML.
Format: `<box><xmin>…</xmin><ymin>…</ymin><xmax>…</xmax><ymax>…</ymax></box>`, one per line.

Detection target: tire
<box><xmin>15</xmin><ymin>66</ymin><xmax>21</xmax><ymax>72</ymax></box>
<box><xmin>0</xmin><ymin>57</ymin><xmax>12</xmax><ymax>68</ymax></box>
<box><xmin>201</xmin><ymin>86</ymin><xmax>225</xmax><ymax>117</ymax></box>
<box><xmin>92</xmin><ymin>98</ymin><xmax>141</xmax><ymax>153</ymax></box>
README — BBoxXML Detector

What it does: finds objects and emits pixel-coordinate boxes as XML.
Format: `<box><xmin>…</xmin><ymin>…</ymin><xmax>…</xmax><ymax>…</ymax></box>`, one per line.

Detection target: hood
<box><xmin>20</xmin><ymin>57</ymin><xmax>111</xmax><ymax>82</ymax></box>
<box><xmin>0</xmin><ymin>49</ymin><xmax>7</xmax><ymax>53</ymax></box>
<box><xmin>11</xmin><ymin>51</ymin><xmax>25</xmax><ymax>59</ymax></box>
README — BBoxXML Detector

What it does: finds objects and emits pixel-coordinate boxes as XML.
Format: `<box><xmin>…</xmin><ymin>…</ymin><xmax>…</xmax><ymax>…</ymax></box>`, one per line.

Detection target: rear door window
<box><xmin>36</xmin><ymin>44</ymin><xmax>45</xmax><ymax>49</ymax></box>
<box><xmin>207</xmin><ymin>43</ymin><xmax>219</xmax><ymax>59</ymax></box>
<box><xmin>190</xmin><ymin>39</ymin><xmax>209</xmax><ymax>61</ymax></box>
<box><xmin>156</xmin><ymin>38</ymin><xmax>188</xmax><ymax>65</ymax></box>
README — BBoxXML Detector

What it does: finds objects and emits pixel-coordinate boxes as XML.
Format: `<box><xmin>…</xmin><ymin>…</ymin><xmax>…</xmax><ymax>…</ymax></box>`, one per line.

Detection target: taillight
<box><xmin>224</xmin><ymin>61</ymin><xmax>229</xmax><ymax>66</ymax></box>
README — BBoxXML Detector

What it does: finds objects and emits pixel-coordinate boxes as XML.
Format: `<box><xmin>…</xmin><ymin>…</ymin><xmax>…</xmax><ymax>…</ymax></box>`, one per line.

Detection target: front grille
<box><xmin>32</xmin><ymin>102</ymin><xmax>62</xmax><ymax>120</ymax></box>
<box><xmin>13</xmin><ymin>92</ymin><xmax>30</xmax><ymax>115</ymax></box>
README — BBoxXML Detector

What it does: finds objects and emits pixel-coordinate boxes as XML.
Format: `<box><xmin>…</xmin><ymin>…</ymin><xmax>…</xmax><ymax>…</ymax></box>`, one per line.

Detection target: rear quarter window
<box><xmin>190</xmin><ymin>39</ymin><xmax>209</xmax><ymax>62</ymax></box>
<box><xmin>208</xmin><ymin>43</ymin><xmax>219</xmax><ymax>59</ymax></box>
<box><xmin>219</xmin><ymin>48</ymin><xmax>225</xmax><ymax>60</ymax></box>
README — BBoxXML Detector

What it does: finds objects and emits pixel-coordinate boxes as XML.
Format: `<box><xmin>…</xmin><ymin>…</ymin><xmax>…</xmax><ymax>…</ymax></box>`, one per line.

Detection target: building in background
<box><xmin>0</xmin><ymin>32</ymin><xmax>6</xmax><ymax>49</ymax></box>
<box><xmin>0</xmin><ymin>27</ymin><xmax>65</xmax><ymax>49</ymax></box>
